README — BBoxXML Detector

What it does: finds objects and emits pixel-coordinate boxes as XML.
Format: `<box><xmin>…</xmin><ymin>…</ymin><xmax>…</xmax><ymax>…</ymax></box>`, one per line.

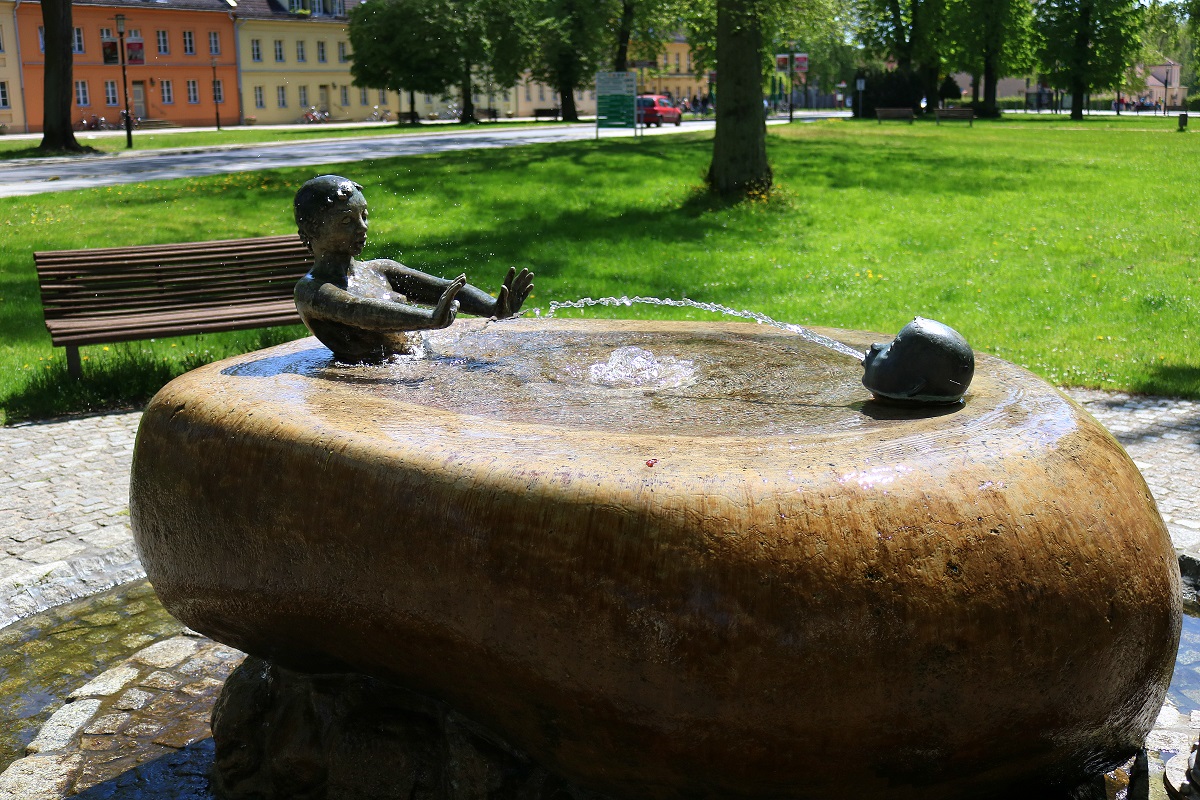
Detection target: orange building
<box><xmin>17</xmin><ymin>0</ymin><xmax>238</xmax><ymax>132</ymax></box>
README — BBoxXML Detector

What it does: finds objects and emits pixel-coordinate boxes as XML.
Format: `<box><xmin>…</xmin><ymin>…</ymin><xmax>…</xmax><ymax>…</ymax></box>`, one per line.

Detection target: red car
<box><xmin>638</xmin><ymin>95</ymin><xmax>682</xmax><ymax>127</ymax></box>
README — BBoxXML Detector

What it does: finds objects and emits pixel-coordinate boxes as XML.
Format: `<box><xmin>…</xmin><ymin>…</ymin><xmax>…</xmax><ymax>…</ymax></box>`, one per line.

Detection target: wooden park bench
<box><xmin>477</xmin><ymin>107</ymin><xmax>500</xmax><ymax>122</ymax></box>
<box><xmin>533</xmin><ymin>107</ymin><xmax>561</xmax><ymax>121</ymax></box>
<box><xmin>876</xmin><ymin>108</ymin><xmax>915</xmax><ymax>124</ymax></box>
<box><xmin>935</xmin><ymin>108</ymin><xmax>975</xmax><ymax>126</ymax></box>
<box><xmin>35</xmin><ymin>234</ymin><xmax>312</xmax><ymax>378</ymax></box>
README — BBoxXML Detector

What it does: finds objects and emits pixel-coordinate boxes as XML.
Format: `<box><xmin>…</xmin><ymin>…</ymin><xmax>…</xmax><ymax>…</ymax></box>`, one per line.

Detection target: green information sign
<box><xmin>595</xmin><ymin>72</ymin><xmax>638</xmax><ymax>138</ymax></box>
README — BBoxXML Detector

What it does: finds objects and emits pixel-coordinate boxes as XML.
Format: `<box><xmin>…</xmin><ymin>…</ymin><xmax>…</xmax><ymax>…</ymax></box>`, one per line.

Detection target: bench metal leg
<box><xmin>66</xmin><ymin>346</ymin><xmax>82</xmax><ymax>379</ymax></box>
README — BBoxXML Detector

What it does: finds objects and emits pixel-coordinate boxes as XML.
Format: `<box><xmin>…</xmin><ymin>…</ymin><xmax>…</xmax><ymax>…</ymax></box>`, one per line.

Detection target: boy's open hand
<box><xmin>431</xmin><ymin>274</ymin><xmax>466</xmax><ymax>328</ymax></box>
<box><xmin>494</xmin><ymin>268</ymin><xmax>534</xmax><ymax>319</ymax></box>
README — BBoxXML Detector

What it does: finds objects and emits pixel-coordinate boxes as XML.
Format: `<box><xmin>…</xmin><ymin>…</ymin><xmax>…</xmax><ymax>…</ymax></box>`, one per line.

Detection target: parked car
<box><xmin>637</xmin><ymin>95</ymin><xmax>682</xmax><ymax>127</ymax></box>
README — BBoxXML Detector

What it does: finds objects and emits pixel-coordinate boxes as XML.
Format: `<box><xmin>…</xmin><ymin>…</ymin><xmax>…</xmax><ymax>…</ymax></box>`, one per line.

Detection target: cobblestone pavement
<box><xmin>0</xmin><ymin>412</ymin><xmax>145</xmax><ymax>631</ymax></box>
<box><xmin>3</xmin><ymin>390</ymin><xmax>1199</xmax><ymax>630</ymax></box>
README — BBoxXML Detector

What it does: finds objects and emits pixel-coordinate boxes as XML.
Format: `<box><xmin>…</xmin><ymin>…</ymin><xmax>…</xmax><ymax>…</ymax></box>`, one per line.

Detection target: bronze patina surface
<box><xmin>130</xmin><ymin>318</ymin><xmax>1181</xmax><ymax>800</ymax></box>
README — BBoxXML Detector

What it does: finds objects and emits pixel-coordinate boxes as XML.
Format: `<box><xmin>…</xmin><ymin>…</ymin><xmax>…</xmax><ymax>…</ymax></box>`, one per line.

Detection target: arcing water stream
<box><xmin>530</xmin><ymin>296</ymin><xmax>867</xmax><ymax>362</ymax></box>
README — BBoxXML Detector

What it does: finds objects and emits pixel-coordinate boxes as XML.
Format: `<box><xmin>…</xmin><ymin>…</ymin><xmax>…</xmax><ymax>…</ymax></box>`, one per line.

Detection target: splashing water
<box><xmin>528</xmin><ymin>296</ymin><xmax>866</xmax><ymax>362</ymax></box>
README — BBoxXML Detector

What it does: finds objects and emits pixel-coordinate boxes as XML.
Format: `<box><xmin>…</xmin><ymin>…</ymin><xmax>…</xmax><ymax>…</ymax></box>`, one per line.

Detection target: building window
<box><xmin>214</xmin><ymin>79</ymin><xmax>224</xmax><ymax>103</ymax></box>
<box><xmin>424</xmin><ymin>93</ymin><xmax>432</xmax><ymax>104</ymax></box>
<box><xmin>250</xmin><ymin>39</ymin><xmax>261</xmax><ymax>61</ymax></box>
<box><xmin>0</xmin><ymin>24</ymin><xmax>5</xmax><ymax>53</ymax></box>
<box><xmin>538</xmin><ymin>85</ymin><xmax>545</xmax><ymax>102</ymax></box>
<box><xmin>73</xmin><ymin>27</ymin><xmax>84</xmax><ymax>54</ymax></box>
<box><xmin>99</xmin><ymin>27</ymin><xmax>112</xmax><ymax>41</ymax></box>
<box><xmin>274</xmin><ymin>40</ymin><xmax>285</xmax><ymax>62</ymax></box>
<box><xmin>75</xmin><ymin>80</ymin><xmax>89</xmax><ymax>106</ymax></box>
<box><xmin>675</xmin><ymin>53</ymin><xmax>680</xmax><ymax>72</ymax></box>
<box><xmin>525</xmin><ymin>83</ymin><xmax>531</xmax><ymax>101</ymax></box>
<box><xmin>378</xmin><ymin>89</ymin><xmax>386</xmax><ymax>104</ymax></box>
<box><xmin>340</xmin><ymin>85</ymin><xmax>349</xmax><ymax>106</ymax></box>
<box><xmin>359</xmin><ymin>87</ymin><xmax>368</xmax><ymax>105</ymax></box>
<box><xmin>105</xmin><ymin>80</ymin><xmax>118</xmax><ymax>106</ymax></box>
<box><xmin>183</xmin><ymin>31</ymin><xmax>195</xmax><ymax>55</ymax></box>
<box><xmin>0</xmin><ymin>81</ymin><xmax>10</xmax><ymax>109</ymax></box>
<box><xmin>338</xmin><ymin>41</ymin><xmax>348</xmax><ymax>62</ymax></box>
<box><xmin>187</xmin><ymin>79</ymin><xmax>199</xmax><ymax>103</ymax></box>
<box><xmin>277</xmin><ymin>86</ymin><xmax>287</xmax><ymax>107</ymax></box>
<box><xmin>317</xmin><ymin>41</ymin><xmax>326</xmax><ymax>62</ymax></box>
<box><xmin>333</xmin><ymin>0</ymin><xmax>346</xmax><ymax>15</ymax></box>
<box><xmin>209</xmin><ymin>31</ymin><xmax>220</xmax><ymax>55</ymax></box>
<box><xmin>288</xmin><ymin>0</ymin><xmax>303</xmax><ymax>10</ymax></box>
<box><xmin>298</xmin><ymin>85</ymin><xmax>308</xmax><ymax>106</ymax></box>
<box><xmin>254</xmin><ymin>86</ymin><xmax>265</xmax><ymax>108</ymax></box>
<box><xmin>296</xmin><ymin>40</ymin><xmax>306</xmax><ymax>62</ymax></box>
<box><xmin>156</xmin><ymin>30</ymin><xmax>169</xmax><ymax>55</ymax></box>
<box><xmin>161</xmin><ymin>80</ymin><xmax>174</xmax><ymax>104</ymax></box>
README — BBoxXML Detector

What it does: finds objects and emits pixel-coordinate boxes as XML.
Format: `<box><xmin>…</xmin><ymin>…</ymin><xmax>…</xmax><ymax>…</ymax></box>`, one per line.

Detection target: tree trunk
<box><xmin>460</xmin><ymin>59</ymin><xmax>475</xmax><ymax>123</ymax></box>
<box><xmin>706</xmin><ymin>0</ymin><xmax>770</xmax><ymax>198</ymax></box>
<box><xmin>407</xmin><ymin>90</ymin><xmax>419</xmax><ymax>125</ymax></box>
<box><xmin>613</xmin><ymin>0</ymin><xmax>635</xmax><ymax>73</ymax></box>
<box><xmin>558</xmin><ymin>83</ymin><xmax>578</xmax><ymax>122</ymax></box>
<box><xmin>39</xmin><ymin>0</ymin><xmax>84</xmax><ymax>151</ymax></box>
<box><xmin>1070</xmin><ymin>3</ymin><xmax>1090</xmax><ymax>121</ymax></box>
<box><xmin>982</xmin><ymin>48</ymin><xmax>999</xmax><ymax>117</ymax></box>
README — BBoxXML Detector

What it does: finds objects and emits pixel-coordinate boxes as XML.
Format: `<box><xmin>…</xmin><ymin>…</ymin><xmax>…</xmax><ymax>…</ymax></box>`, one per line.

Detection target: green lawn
<box><xmin>1</xmin><ymin>114</ymin><xmax>1196</xmax><ymax>423</ymax></box>
<box><xmin>0</xmin><ymin>119</ymin><xmax>571</xmax><ymax>159</ymax></box>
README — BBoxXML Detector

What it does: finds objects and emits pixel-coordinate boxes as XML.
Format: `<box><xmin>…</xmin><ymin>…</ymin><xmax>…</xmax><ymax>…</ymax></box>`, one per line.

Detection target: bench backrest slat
<box><xmin>35</xmin><ymin>235</ymin><xmax>313</xmax><ymax>323</ymax></box>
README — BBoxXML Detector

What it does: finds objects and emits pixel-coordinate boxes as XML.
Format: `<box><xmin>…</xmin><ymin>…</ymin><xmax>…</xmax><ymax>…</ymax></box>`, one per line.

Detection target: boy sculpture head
<box><xmin>295</xmin><ymin>175</ymin><xmax>367</xmax><ymax>254</ymax></box>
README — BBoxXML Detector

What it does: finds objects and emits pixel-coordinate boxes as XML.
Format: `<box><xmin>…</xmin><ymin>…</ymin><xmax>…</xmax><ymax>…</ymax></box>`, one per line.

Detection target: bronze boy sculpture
<box><xmin>294</xmin><ymin>175</ymin><xmax>533</xmax><ymax>362</ymax></box>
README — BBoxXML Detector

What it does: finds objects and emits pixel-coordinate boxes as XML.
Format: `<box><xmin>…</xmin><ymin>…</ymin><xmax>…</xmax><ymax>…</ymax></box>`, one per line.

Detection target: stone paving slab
<box><xmin>0</xmin><ymin>412</ymin><xmax>145</xmax><ymax>631</ymax></box>
<box><xmin>2</xmin><ymin>391</ymin><xmax>1200</xmax><ymax>631</ymax></box>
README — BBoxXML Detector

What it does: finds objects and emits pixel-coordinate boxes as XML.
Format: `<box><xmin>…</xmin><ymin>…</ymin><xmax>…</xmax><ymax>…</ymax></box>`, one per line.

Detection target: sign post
<box><xmin>793</xmin><ymin>53</ymin><xmax>807</xmax><ymax>116</ymax></box>
<box><xmin>596</xmin><ymin>71</ymin><xmax>638</xmax><ymax>139</ymax></box>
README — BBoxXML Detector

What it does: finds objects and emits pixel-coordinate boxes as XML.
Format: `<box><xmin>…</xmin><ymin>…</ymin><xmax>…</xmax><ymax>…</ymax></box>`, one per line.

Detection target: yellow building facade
<box><xmin>233</xmin><ymin>0</ymin><xmax>400</xmax><ymax>124</ymax></box>
<box><xmin>0</xmin><ymin>0</ymin><xmax>27</xmax><ymax>133</ymax></box>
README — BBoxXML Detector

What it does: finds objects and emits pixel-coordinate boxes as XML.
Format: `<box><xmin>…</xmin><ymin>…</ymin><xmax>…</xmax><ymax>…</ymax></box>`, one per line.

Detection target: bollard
<box><xmin>1180</xmin><ymin>112</ymin><xmax>1189</xmax><ymax>132</ymax></box>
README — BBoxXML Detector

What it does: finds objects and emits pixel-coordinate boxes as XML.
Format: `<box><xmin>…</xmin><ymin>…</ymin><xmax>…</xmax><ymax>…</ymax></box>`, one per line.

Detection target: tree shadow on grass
<box><xmin>1</xmin><ymin>327</ymin><xmax>303</xmax><ymax>423</ymax></box>
<box><xmin>1131</xmin><ymin>363</ymin><xmax>1200</xmax><ymax>403</ymax></box>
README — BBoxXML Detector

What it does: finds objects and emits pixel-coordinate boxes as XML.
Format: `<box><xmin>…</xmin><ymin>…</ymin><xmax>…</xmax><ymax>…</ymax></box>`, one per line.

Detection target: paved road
<box><xmin>0</xmin><ymin>120</ymin><xmax>721</xmax><ymax>198</ymax></box>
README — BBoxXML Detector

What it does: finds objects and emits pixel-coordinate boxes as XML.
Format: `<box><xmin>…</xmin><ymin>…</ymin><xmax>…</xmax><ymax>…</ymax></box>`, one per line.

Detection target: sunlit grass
<box><xmin>1</xmin><ymin>115</ymin><xmax>1196</xmax><ymax>422</ymax></box>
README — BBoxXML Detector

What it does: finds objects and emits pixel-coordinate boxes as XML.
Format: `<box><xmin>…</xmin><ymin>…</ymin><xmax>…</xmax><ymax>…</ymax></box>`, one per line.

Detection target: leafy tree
<box><xmin>612</xmin><ymin>0</ymin><xmax>682</xmax><ymax>71</ymax></box>
<box><xmin>856</xmin><ymin>0</ymin><xmax>950</xmax><ymax>108</ymax></box>
<box><xmin>1141</xmin><ymin>0</ymin><xmax>1195</xmax><ymax>90</ymax></box>
<box><xmin>39</xmin><ymin>0</ymin><xmax>85</xmax><ymax>151</ymax></box>
<box><xmin>349</xmin><ymin>0</ymin><xmax>530</xmax><ymax>124</ymax></box>
<box><xmin>945</xmin><ymin>0</ymin><xmax>1034</xmax><ymax>117</ymax></box>
<box><xmin>528</xmin><ymin>0</ymin><xmax>616</xmax><ymax>121</ymax></box>
<box><xmin>1036</xmin><ymin>0</ymin><xmax>1142</xmax><ymax>120</ymax></box>
<box><xmin>349</xmin><ymin>0</ymin><xmax>458</xmax><ymax>122</ymax></box>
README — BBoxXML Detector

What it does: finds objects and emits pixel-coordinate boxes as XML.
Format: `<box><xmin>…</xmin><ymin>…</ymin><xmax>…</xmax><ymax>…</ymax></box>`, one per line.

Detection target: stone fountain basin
<box><xmin>130</xmin><ymin>319</ymin><xmax>1180</xmax><ymax>800</ymax></box>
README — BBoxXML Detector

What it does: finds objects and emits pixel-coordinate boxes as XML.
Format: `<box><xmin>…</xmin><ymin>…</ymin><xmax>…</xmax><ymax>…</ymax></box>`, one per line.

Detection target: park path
<box><xmin>0</xmin><ymin>120</ymin><xmax>719</xmax><ymax>198</ymax></box>
<box><xmin>3</xmin><ymin>387</ymin><xmax>1200</xmax><ymax>630</ymax></box>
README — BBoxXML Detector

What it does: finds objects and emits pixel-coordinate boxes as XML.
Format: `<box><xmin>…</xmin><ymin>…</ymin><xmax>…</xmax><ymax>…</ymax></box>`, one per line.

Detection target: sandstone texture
<box><xmin>130</xmin><ymin>320</ymin><xmax>1181</xmax><ymax>800</ymax></box>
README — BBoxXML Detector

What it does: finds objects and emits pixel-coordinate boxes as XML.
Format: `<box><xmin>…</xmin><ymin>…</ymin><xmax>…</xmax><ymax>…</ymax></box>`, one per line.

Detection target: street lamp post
<box><xmin>115</xmin><ymin>14</ymin><xmax>133</xmax><ymax>149</ymax></box>
<box><xmin>212</xmin><ymin>58</ymin><xmax>222</xmax><ymax>130</ymax></box>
